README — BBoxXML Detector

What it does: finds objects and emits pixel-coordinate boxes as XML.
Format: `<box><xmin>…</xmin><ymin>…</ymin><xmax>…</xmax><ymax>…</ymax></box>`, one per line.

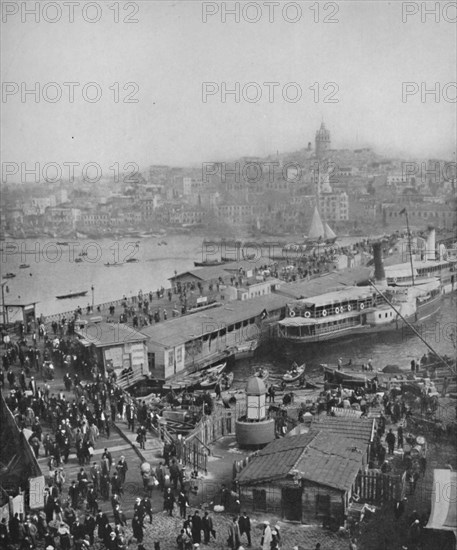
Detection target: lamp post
<box><xmin>91</xmin><ymin>285</ymin><xmax>95</xmax><ymax>311</ymax></box>
<box><xmin>1</xmin><ymin>282</ymin><xmax>8</xmax><ymax>324</ymax></box>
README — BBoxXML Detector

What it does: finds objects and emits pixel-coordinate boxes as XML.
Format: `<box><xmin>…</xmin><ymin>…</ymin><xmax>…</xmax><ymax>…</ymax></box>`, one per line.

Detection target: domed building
<box><xmin>235</xmin><ymin>376</ymin><xmax>275</xmax><ymax>448</ymax></box>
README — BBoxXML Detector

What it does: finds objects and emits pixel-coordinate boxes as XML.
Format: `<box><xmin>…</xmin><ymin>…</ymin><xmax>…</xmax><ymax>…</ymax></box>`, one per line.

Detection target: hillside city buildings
<box><xmin>1</xmin><ymin>124</ymin><xmax>455</xmax><ymax>238</ymax></box>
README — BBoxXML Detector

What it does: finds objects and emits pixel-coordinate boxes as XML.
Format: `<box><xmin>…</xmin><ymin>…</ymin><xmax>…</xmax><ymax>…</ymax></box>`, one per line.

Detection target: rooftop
<box><xmin>311</xmin><ymin>416</ymin><xmax>376</xmax><ymax>444</ymax></box>
<box><xmin>75</xmin><ymin>322</ymin><xmax>147</xmax><ymax>348</ymax></box>
<box><xmin>237</xmin><ymin>430</ymin><xmax>367</xmax><ymax>492</ymax></box>
<box><xmin>140</xmin><ymin>293</ymin><xmax>288</xmax><ymax>348</ymax></box>
<box><xmin>276</xmin><ymin>267</ymin><xmax>371</xmax><ymax>300</ymax></box>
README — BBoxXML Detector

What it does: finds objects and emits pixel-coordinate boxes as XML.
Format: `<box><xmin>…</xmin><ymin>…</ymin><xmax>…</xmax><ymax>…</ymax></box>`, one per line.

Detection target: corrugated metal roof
<box><xmin>140</xmin><ymin>293</ymin><xmax>288</xmax><ymax>348</ymax></box>
<box><xmin>311</xmin><ymin>416</ymin><xmax>375</xmax><ymax>444</ymax></box>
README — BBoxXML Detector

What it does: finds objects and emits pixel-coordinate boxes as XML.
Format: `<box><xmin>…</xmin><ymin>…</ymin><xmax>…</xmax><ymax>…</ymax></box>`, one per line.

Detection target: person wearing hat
<box><xmin>58</xmin><ymin>523</ymin><xmax>71</xmax><ymax>550</ymax></box>
<box><xmin>238</xmin><ymin>512</ymin><xmax>251</xmax><ymax>547</ymax></box>
<box><xmin>270</xmin><ymin>529</ymin><xmax>280</xmax><ymax>550</ymax></box>
<box><xmin>191</xmin><ymin>510</ymin><xmax>202</xmax><ymax>544</ymax></box>
<box><xmin>84</xmin><ymin>513</ymin><xmax>96</xmax><ymax>545</ymax></box>
<box><xmin>117</xmin><ymin>456</ymin><xmax>128</xmax><ymax>485</ymax></box>
<box><xmin>261</xmin><ymin>521</ymin><xmax>271</xmax><ymax>550</ymax></box>
<box><xmin>202</xmin><ymin>511</ymin><xmax>215</xmax><ymax>544</ymax></box>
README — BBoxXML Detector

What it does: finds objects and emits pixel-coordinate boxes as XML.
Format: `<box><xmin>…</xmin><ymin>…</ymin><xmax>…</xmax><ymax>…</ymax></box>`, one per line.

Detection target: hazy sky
<box><xmin>1</xmin><ymin>1</ymin><xmax>456</xmax><ymax>177</ymax></box>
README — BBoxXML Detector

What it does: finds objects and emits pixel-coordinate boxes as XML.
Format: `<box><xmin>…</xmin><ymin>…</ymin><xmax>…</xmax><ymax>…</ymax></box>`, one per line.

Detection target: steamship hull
<box><xmin>277</xmin><ymin>292</ymin><xmax>441</xmax><ymax>344</ymax></box>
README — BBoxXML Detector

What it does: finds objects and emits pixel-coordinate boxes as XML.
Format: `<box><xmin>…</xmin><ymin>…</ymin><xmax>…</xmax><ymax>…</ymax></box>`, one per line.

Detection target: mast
<box><xmin>368</xmin><ymin>280</ymin><xmax>455</xmax><ymax>375</ymax></box>
<box><xmin>400</xmin><ymin>208</ymin><xmax>415</xmax><ymax>286</ymax></box>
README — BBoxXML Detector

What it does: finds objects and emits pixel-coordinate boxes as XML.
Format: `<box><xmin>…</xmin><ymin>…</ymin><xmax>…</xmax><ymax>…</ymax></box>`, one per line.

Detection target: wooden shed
<box><xmin>236</xmin><ymin>430</ymin><xmax>368</xmax><ymax>526</ymax></box>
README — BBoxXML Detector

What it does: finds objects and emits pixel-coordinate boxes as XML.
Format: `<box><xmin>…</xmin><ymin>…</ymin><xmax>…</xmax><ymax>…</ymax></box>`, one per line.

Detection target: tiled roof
<box><xmin>311</xmin><ymin>416</ymin><xmax>375</xmax><ymax>444</ymax></box>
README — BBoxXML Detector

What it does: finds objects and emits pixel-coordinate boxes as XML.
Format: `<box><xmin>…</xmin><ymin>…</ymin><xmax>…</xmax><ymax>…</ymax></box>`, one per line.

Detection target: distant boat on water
<box><xmin>3</xmin><ymin>273</ymin><xmax>16</xmax><ymax>279</ymax></box>
<box><xmin>105</xmin><ymin>262</ymin><xmax>123</xmax><ymax>267</ymax></box>
<box><xmin>19</xmin><ymin>264</ymin><xmax>30</xmax><ymax>269</ymax></box>
<box><xmin>56</xmin><ymin>290</ymin><xmax>88</xmax><ymax>299</ymax></box>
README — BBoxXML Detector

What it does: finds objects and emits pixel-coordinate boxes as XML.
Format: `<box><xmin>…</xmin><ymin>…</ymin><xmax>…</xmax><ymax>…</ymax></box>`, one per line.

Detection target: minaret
<box><xmin>315</xmin><ymin>122</ymin><xmax>331</xmax><ymax>160</ymax></box>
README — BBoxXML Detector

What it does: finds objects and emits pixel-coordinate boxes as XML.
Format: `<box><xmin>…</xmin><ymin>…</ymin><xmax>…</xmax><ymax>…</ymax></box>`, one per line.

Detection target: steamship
<box><xmin>277</xmin><ymin>281</ymin><xmax>441</xmax><ymax>343</ymax></box>
<box><xmin>382</xmin><ymin>229</ymin><xmax>456</xmax><ymax>294</ymax></box>
<box><xmin>277</xmin><ymin>241</ymin><xmax>442</xmax><ymax>344</ymax></box>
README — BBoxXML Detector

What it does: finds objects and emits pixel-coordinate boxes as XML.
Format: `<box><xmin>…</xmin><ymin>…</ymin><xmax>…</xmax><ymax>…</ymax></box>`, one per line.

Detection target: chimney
<box><xmin>372</xmin><ymin>242</ymin><xmax>386</xmax><ymax>285</ymax></box>
<box><xmin>426</xmin><ymin>228</ymin><xmax>436</xmax><ymax>261</ymax></box>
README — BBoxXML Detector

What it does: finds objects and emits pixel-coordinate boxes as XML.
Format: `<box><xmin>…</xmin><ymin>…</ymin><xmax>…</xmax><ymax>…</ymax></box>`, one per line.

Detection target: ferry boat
<box><xmin>383</xmin><ymin>259</ymin><xmax>456</xmax><ymax>294</ymax></box>
<box><xmin>381</xmin><ymin>228</ymin><xmax>456</xmax><ymax>294</ymax></box>
<box><xmin>277</xmin><ymin>281</ymin><xmax>441</xmax><ymax>344</ymax></box>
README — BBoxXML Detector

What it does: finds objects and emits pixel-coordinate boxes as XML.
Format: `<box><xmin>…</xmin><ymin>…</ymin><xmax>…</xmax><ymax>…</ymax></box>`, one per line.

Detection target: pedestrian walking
<box><xmin>239</xmin><ymin>512</ymin><xmax>251</xmax><ymax>547</ymax></box>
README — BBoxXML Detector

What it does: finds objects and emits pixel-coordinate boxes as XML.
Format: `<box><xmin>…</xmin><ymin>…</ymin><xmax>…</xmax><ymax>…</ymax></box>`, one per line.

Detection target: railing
<box><xmin>355</xmin><ymin>471</ymin><xmax>405</xmax><ymax>503</ymax></box>
<box><xmin>181</xmin><ymin>405</ymin><xmax>246</xmax><ymax>473</ymax></box>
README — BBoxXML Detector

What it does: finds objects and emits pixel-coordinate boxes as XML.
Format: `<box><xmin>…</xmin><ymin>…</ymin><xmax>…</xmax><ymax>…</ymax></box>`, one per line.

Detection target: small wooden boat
<box><xmin>3</xmin><ymin>273</ymin><xmax>16</xmax><ymax>279</ymax></box>
<box><xmin>165</xmin><ymin>362</ymin><xmax>227</xmax><ymax>391</ymax></box>
<box><xmin>125</xmin><ymin>258</ymin><xmax>140</xmax><ymax>263</ymax></box>
<box><xmin>254</xmin><ymin>367</ymin><xmax>269</xmax><ymax>382</ymax></box>
<box><xmin>194</xmin><ymin>260</ymin><xmax>225</xmax><ymax>267</ymax></box>
<box><xmin>321</xmin><ymin>364</ymin><xmax>374</xmax><ymax>387</ymax></box>
<box><xmin>56</xmin><ymin>241</ymin><xmax>69</xmax><ymax>245</ymax></box>
<box><xmin>104</xmin><ymin>262</ymin><xmax>123</xmax><ymax>267</ymax></box>
<box><xmin>233</xmin><ymin>340</ymin><xmax>258</xmax><ymax>359</ymax></box>
<box><xmin>19</xmin><ymin>264</ymin><xmax>30</xmax><ymax>269</ymax></box>
<box><xmin>56</xmin><ymin>290</ymin><xmax>88</xmax><ymax>300</ymax></box>
<box><xmin>282</xmin><ymin>363</ymin><xmax>306</xmax><ymax>383</ymax></box>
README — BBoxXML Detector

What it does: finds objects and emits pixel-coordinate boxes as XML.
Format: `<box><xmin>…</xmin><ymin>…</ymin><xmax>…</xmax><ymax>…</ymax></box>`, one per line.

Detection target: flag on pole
<box><xmin>399</xmin><ymin>208</ymin><xmax>407</xmax><ymax>215</ymax></box>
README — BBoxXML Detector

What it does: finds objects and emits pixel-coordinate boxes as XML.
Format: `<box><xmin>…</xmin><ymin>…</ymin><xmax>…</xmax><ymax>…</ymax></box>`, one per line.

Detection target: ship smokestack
<box><xmin>373</xmin><ymin>242</ymin><xmax>386</xmax><ymax>285</ymax></box>
<box><xmin>426</xmin><ymin>228</ymin><xmax>436</xmax><ymax>261</ymax></box>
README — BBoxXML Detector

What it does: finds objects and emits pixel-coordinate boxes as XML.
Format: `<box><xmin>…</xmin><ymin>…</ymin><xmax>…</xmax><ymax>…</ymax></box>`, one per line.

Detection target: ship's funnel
<box><xmin>426</xmin><ymin>228</ymin><xmax>436</xmax><ymax>261</ymax></box>
<box><xmin>372</xmin><ymin>242</ymin><xmax>386</xmax><ymax>284</ymax></box>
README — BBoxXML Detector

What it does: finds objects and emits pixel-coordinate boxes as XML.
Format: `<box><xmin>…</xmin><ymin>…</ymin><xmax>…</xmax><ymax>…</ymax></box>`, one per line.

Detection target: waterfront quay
<box><xmin>35</xmin><ymin>264</ymin><xmax>373</xmax><ymax>387</ymax></box>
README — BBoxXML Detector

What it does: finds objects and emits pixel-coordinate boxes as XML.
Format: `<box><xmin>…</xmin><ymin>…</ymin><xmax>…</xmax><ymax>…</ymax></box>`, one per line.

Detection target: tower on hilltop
<box><xmin>315</xmin><ymin>121</ymin><xmax>331</xmax><ymax>160</ymax></box>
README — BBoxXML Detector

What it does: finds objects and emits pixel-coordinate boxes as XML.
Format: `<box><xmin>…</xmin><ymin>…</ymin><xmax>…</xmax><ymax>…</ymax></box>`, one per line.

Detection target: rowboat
<box><xmin>282</xmin><ymin>363</ymin><xmax>306</xmax><ymax>383</ymax></box>
<box><xmin>56</xmin><ymin>290</ymin><xmax>88</xmax><ymax>300</ymax></box>
<box><xmin>104</xmin><ymin>262</ymin><xmax>123</xmax><ymax>267</ymax></box>
<box><xmin>254</xmin><ymin>367</ymin><xmax>269</xmax><ymax>382</ymax></box>
<box><xmin>3</xmin><ymin>273</ymin><xmax>16</xmax><ymax>279</ymax></box>
<box><xmin>164</xmin><ymin>362</ymin><xmax>227</xmax><ymax>391</ymax></box>
<box><xmin>19</xmin><ymin>264</ymin><xmax>30</xmax><ymax>268</ymax></box>
<box><xmin>321</xmin><ymin>364</ymin><xmax>374</xmax><ymax>387</ymax></box>
<box><xmin>233</xmin><ymin>340</ymin><xmax>258</xmax><ymax>359</ymax></box>
<box><xmin>201</xmin><ymin>370</ymin><xmax>234</xmax><ymax>390</ymax></box>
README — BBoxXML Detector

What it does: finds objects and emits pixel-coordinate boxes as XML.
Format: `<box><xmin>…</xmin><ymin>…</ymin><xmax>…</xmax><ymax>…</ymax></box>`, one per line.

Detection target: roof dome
<box><xmin>246</xmin><ymin>376</ymin><xmax>266</xmax><ymax>395</ymax></box>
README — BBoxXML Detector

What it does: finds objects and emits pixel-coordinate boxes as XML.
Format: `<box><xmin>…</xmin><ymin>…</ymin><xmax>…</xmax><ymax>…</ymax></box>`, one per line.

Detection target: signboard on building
<box><xmin>104</xmin><ymin>346</ymin><xmax>123</xmax><ymax>370</ymax></box>
<box><xmin>29</xmin><ymin>476</ymin><xmax>46</xmax><ymax>509</ymax></box>
<box><xmin>11</xmin><ymin>494</ymin><xmax>24</xmax><ymax>516</ymax></box>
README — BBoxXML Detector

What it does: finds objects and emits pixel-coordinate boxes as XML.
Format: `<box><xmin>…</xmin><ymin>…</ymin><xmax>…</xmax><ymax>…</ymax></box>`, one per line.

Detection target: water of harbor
<box><xmin>2</xmin><ymin>236</ymin><xmax>455</xmax><ymax>378</ymax></box>
<box><xmin>233</xmin><ymin>293</ymin><xmax>456</xmax><ymax>382</ymax></box>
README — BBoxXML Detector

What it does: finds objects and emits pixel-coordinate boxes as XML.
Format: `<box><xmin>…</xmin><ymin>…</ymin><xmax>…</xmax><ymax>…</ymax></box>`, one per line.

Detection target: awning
<box><xmin>425</xmin><ymin>469</ymin><xmax>457</xmax><ymax>534</ymax></box>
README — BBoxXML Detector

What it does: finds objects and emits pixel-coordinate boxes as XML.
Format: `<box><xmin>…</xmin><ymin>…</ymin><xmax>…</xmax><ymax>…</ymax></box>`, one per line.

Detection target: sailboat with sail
<box><xmin>304</xmin><ymin>206</ymin><xmax>337</xmax><ymax>245</ymax></box>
